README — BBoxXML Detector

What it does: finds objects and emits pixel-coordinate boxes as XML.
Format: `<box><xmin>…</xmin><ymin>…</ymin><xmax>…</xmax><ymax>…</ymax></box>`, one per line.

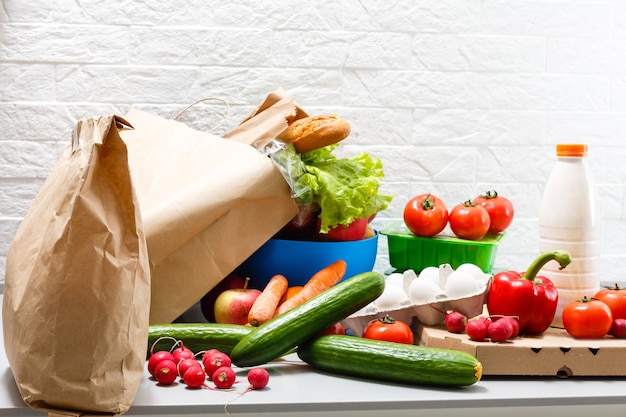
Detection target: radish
<box><xmin>498</xmin><ymin>316</ymin><xmax>520</xmax><ymax>338</ymax></box>
<box><xmin>148</xmin><ymin>351</ymin><xmax>175</xmax><ymax>377</ymax></box>
<box><xmin>465</xmin><ymin>317</ymin><xmax>491</xmax><ymax>341</ymax></box>
<box><xmin>212</xmin><ymin>366</ymin><xmax>236</xmax><ymax>389</ymax></box>
<box><xmin>609</xmin><ymin>318</ymin><xmax>626</xmax><ymax>338</ymax></box>
<box><xmin>445</xmin><ymin>311</ymin><xmax>466</xmax><ymax>333</ymax></box>
<box><xmin>172</xmin><ymin>341</ymin><xmax>195</xmax><ymax>365</ymax></box>
<box><xmin>154</xmin><ymin>359</ymin><xmax>178</xmax><ymax>385</ymax></box>
<box><xmin>246</xmin><ymin>367</ymin><xmax>270</xmax><ymax>390</ymax></box>
<box><xmin>487</xmin><ymin>318</ymin><xmax>513</xmax><ymax>342</ymax></box>
<box><xmin>177</xmin><ymin>358</ymin><xmax>201</xmax><ymax>378</ymax></box>
<box><xmin>201</xmin><ymin>348</ymin><xmax>220</xmax><ymax>364</ymax></box>
<box><xmin>203</xmin><ymin>350</ymin><xmax>232</xmax><ymax>378</ymax></box>
<box><xmin>183</xmin><ymin>365</ymin><xmax>206</xmax><ymax>389</ymax></box>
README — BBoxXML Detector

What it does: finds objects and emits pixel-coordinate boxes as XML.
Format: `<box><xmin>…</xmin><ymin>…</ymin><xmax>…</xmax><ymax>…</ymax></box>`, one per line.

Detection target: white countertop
<box><xmin>1</xmin><ymin>297</ymin><xmax>626</xmax><ymax>417</ymax></box>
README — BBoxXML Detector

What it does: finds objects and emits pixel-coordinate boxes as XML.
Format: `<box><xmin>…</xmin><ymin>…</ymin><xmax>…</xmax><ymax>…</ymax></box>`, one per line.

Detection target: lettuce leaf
<box><xmin>273</xmin><ymin>144</ymin><xmax>393</xmax><ymax>233</ymax></box>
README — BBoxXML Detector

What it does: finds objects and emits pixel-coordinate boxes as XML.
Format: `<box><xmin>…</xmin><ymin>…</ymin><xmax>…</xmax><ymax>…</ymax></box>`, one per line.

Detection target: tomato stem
<box><xmin>421</xmin><ymin>194</ymin><xmax>436</xmax><ymax>210</ymax></box>
<box><xmin>379</xmin><ymin>315</ymin><xmax>397</xmax><ymax>324</ymax></box>
<box><xmin>480</xmin><ymin>190</ymin><xmax>499</xmax><ymax>199</ymax></box>
<box><xmin>523</xmin><ymin>250</ymin><xmax>571</xmax><ymax>283</ymax></box>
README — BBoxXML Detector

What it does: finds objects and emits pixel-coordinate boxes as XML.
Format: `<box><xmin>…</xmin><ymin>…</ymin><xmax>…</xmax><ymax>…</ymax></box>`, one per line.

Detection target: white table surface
<box><xmin>1</xmin><ymin>297</ymin><xmax>626</xmax><ymax>417</ymax></box>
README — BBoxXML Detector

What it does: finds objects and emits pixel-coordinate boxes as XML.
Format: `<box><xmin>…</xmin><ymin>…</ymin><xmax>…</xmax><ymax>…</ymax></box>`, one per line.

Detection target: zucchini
<box><xmin>297</xmin><ymin>334</ymin><xmax>482</xmax><ymax>387</ymax></box>
<box><xmin>147</xmin><ymin>323</ymin><xmax>252</xmax><ymax>357</ymax></box>
<box><xmin>230</xmin><ymin>271</ymin><xmax>385</xmax><ymax>367</ymax></box>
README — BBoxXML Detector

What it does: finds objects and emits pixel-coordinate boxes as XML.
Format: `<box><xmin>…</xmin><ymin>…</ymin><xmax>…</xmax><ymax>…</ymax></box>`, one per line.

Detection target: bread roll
<box><xmin>277</xmin><ymin>114</ymin><xmax>351</xmax><ymax>153</ymax></box>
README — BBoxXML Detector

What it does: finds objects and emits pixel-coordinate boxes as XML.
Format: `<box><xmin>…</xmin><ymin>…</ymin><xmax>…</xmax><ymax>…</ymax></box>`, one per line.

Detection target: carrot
<box><xmin>279</xmin><ymin>285</ymin><xmax>303</xmax><ymax>305</ymax></box>
<box><xmin>273</xmin><ymin>259</ymin><xmax>347</xmax><ymax>317</ymax></box>
<box><xmin>248</xmin><ymin>274</ymin><xmax>289</xmax><ymax>327</ymax></box>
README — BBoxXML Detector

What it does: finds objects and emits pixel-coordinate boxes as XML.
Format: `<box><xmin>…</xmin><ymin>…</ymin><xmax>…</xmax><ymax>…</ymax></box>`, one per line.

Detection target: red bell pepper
<box><xmin>486</xmin><ymin>250</ymin><xmax>571</xmax><ymax>335</ymax></box>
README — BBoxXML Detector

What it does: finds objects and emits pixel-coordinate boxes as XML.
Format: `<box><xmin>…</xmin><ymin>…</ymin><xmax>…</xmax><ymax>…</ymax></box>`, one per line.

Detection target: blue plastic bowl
<box><xmin>236</xmin><ymin>232</ymin><xmax>379</xmax><ymax>289</ymax></box>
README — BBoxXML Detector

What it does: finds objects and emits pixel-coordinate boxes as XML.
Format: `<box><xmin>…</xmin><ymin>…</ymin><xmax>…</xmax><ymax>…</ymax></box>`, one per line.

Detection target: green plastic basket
<box><xmin>381</xmin><ymin>221</ymin><xmax>503</xmax><ymax>274</ymax></box>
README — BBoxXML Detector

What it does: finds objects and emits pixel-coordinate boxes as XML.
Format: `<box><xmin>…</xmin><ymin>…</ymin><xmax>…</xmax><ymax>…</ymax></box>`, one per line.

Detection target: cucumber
<box><xmin>229</xmin><ymin>271</ymin><xmax>385</xmax><ymax>367</ymax></box>
<box><xmin>147</xmin><ymin>323</ymin><xmax>252</xmax><ymax>357</ymax></box>
<box><xmin>297</xmin><ymin>334</ymin><xmax>482</xmax><ymax>387</ymax></box>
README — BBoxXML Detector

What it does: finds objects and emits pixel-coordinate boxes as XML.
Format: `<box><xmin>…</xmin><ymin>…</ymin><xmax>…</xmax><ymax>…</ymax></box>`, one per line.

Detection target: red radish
<box><xmin>172</xmin><ymin>341</ymin><xmax>194</xmax><ymax>365</ymax></box>
<box><xmin>609</xmin><ymin>318</ymin><xmax>626</xmax><ymax>338</ymax></box>
<box><xmin>246</xmin><ymin>367</ymin><xmax>270</xmax><ymax>390</ymax></box>
<box><xmin>487</xmin><ymin>318</ymin><xmax>513</xmax><ymax>342</ymax></box>
<box><xmin>183</xmin><ymin>365</ymin><xmax>206</xmax><ymax>389</ymax></box>
<box><xmin>445</xmin><ymin>311</ymin><xmax>467</xmax><ymax>333</ymax></box>
<box><xmin>148</xmin><ymin>351</ymin><xmax>175</xmax><ymax>377</ymax></box>
<box><xmin>203</xmin><ymin>350</ymin><xmax>232</xmax><ymax>378</ymax></box>
<box><xmin>154</xmin><ymin>359</ymin><xmax>178</xmax><ymax>385</ymax></box>
<box><xmin>177</xmin><ymin>358</ymin><xmax>201</xmax><ymax>378</ymax></box>
<box><xmin>202</xmin><ymin>350</ymin><xmax>232</xmax><ymax>377</ymax></box>
<box><xmin>465</xmin><ymin>317</ymin><xmax>491</xmax><ymax>341</ymax></box>
<box><xmin>212</xmin><ymin>366</ymin><xmax>236</xmax><ymax>389</ymax></box>
<box><xmin>201</xmin><ymin>349</ymin><xmax>220</xmax><ymax>364</ymax></box>
<box><xmin>499</xmin><ymin>316</ymin><xmax>520</xmax><ymax>338</ymax></box>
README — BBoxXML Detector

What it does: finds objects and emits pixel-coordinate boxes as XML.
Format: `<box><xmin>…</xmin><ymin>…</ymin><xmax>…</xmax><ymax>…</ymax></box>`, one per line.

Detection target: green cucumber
<box><xmin>230</xmin><ymin>271</ymin><xmax>385</xmax><ymax>367</ymax></box>
<box><xmin>297</xmin><ymin>334</ymin><xmax>482</xmax><ymax>387</ymax></box>
<box><xmin>147</xmin><ymin>323</ymin><xmax>252</xmax><ymax>357</ymax></box>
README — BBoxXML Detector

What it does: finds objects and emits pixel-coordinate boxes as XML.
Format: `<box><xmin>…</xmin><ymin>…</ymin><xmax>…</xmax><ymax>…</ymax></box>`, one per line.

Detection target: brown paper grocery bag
<box><xmin>2</xmin><ymin>115</ymin><xmax>151</xmax><ymax>416</ymax></box>
<box><xmin>120</xmin><ymin>93</ymin><xmax>298</xmax><ymax>324</ymax></box>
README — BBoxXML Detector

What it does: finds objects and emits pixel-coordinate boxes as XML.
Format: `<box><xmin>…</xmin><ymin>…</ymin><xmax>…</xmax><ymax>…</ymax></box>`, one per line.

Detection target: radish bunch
<box><xmin>445</xmin><ymin>311</ymin><xmax>520</xmax><ymax>342</ymax></box>
<box><xmin>147</xmin><ymin>337</ymin><xmax>270</xmax><ymax>391</ymax></box>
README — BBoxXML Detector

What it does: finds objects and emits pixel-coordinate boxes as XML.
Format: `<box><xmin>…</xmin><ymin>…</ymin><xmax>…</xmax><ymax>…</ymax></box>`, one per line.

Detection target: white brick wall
<box><xmin>2</xmin><ymin>0</ymin><xmax>626</xmax><ymax>286</ymax></box>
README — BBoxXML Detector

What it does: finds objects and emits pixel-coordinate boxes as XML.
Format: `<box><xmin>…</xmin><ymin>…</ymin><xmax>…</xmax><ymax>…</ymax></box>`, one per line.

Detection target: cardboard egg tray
<box><xmin>341</xmin><ymin>266</ymin><xmax>491</xmax><ymax>337</ymax></box>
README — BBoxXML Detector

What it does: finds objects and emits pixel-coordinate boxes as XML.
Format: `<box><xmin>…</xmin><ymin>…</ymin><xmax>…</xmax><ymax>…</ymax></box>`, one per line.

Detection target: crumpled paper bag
<box><xmin>120</xmin><ymin>88</ymin><xmax>300</xmax><ymax>324</ymax></box>
<box><xmin>3</xmin><ymin>115</ymin><xmax>151</xmax><ymax>416</ymax></box>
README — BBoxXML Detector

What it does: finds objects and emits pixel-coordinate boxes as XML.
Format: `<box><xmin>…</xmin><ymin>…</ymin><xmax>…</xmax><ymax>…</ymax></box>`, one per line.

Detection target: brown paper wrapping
<box><xmin>120</xmin><ymin>88</ymin><xmax>299</xmax><ymax>324</ymax></box>
<box><xmin>2</xmin><ymin>115</ymin><xmax>151</xmax><ymax>416</ymax></box>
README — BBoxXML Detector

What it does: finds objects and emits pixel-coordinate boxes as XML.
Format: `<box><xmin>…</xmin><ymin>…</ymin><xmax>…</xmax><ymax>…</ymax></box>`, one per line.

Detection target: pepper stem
<box><xmin>523</xmin><ymin>250</ymin><xmax>572</xmax><ymax>282</ymax></box>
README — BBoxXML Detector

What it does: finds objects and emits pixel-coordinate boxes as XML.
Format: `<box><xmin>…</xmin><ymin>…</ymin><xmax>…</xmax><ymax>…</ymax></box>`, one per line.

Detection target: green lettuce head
<box><xmin>272</xmin><ymin>144</ymin><xmax>393</xmax><ymax>233</ymax></box>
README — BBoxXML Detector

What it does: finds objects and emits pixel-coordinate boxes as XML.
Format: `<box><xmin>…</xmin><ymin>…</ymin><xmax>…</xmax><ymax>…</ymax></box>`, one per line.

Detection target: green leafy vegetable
<box><xmin>272</xmin><ymin>144</ymin><xmax>392</xmax><ymax>233</ymax></box>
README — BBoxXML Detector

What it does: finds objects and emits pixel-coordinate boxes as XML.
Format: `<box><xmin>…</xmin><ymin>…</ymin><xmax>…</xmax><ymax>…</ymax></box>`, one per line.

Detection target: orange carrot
<box><xmin>248</xmin><ymin>274</ymin><xmax>289</xmax><ymax>327</ymax></box>
<box><xmin>279</xmin><ymin>285</ymin><xmax>304</xmax><ymax>305</ymax></box>
<box><xmin>273</xmin><ymin>259</ymin><xmax>347</xmax><ymax>317</ymax></box>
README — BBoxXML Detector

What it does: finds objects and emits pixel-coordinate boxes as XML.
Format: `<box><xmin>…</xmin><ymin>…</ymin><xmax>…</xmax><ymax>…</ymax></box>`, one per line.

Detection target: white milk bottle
<box><xmin>538</xmin><ymin>144</ymin><xmax>601</xmax><ymax>328</ymax></box>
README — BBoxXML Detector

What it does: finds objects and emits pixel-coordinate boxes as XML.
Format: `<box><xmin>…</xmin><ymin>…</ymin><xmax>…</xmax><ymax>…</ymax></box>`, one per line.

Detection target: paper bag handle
<box><xmin>173</xmin><ymin>97</ymin><xmax>231</xmax><ymax>133</ymax></box>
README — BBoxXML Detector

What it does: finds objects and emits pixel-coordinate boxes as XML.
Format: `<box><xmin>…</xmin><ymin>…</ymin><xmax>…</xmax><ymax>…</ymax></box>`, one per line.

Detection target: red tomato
<box><xmin>362</xmin><ymin>315</ymin><xmax>414</xmax><ymax>345</ymax></box>
<box><xmin>403</xmin><ymin>193</ymin><xmax>448</xmax><ymax>237</ymax></box>
<box><xmin>594</xmin><ymin>284</ymin><xmax>626</xmax><ymax>320</ymax></box>
<box><xmin>317</xmin><ymin>322</ymin><xmax>345</xmax><ymax>337</ymax></box>
<box><xmin>472</xmin><ymin>190</ymin><xmax>515</xmax><ymax>233</ymax></box>
<box><xmin>562</xmin><ymin>296</ymin><xmax>613</xmax><ymax>339</ymax></box>
<box><xmin>448</xmin><ymin>201</ymin><xmax>491</xmax><ymax>240</ymax></box>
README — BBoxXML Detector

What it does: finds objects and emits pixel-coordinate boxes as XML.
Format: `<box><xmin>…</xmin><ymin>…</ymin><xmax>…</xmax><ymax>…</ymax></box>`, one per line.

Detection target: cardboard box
<box><xmin>416</xmin><ymin>323</ymin><xmax>626</xmax><ymax>377</ymax></box>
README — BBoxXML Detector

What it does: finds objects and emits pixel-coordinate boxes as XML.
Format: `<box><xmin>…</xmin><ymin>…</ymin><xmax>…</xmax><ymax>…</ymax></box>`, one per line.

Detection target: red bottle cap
<box><xmin>556</xmin><ymin>144</ymin><xmax>588</xmax><ymax>157</ymax></box>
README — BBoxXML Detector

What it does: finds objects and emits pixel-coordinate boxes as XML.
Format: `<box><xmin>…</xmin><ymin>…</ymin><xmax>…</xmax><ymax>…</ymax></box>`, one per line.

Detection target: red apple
<box><xmin>213</xmin><ymin>278</ymin><xmax>261</xmax><ymax>325</ymax></box>
<box><xmin>200</xmin><ymin>273</ymin><xmax>246</xmax><ymax>322</ymax></box>
<box><xmin>318</xmin><ymin>217</ymin><xmax>369</xmax><ymax>241</ymax></box>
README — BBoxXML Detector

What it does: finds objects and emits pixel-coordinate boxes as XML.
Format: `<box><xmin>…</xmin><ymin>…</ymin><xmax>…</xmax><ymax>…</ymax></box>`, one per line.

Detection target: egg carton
<box><xmin>342</xmin><ymin>264</ymin><xmax>492</xmax><ymax>337</ymax></box>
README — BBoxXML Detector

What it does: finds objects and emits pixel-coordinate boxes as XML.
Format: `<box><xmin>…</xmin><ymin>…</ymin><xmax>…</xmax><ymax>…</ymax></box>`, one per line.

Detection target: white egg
<box><xmin>408</xmin><ymin>278</ymin><xmax>445</xmax><ymax>305</ymax></box>
<box><xmin>445</xmin><ymin>270</ymin><xmax>480</xmax><ymax>299</ymax></box>
<box><xmin>375</xmin><ymin>284</ymin><xmax>409</xmax><ymax>311</ymax></box>
<box><xmin>455</xmin><ymin>263</ymin><xmax>486</xmax><ymax>281</ymax></box>
<box><xmin>385</xmin><ymin>273</ymin><xmax>405</xmax><ymax>288</ymax></box>
<box><xmin>418</xmin><ymin>266</ymin><xmax>442</xmax><ymax>288</ymax></box>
